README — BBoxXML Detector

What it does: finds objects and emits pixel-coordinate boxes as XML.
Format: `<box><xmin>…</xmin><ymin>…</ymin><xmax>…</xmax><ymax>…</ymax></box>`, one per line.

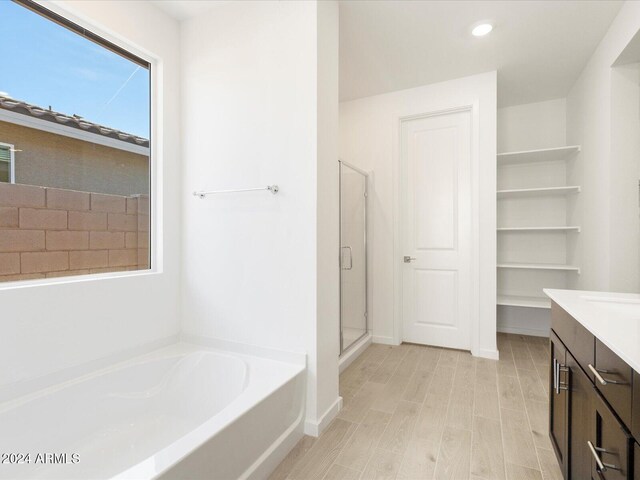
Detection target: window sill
<box><xmin>0</xmin><ymin>268</ymin><xmax>161</xmax><ymax>291</ymax></box>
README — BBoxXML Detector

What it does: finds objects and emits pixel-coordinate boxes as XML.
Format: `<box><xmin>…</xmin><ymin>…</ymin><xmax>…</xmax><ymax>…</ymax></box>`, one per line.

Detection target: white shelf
<box><xmin>497</xmin><ymin>226</ymin><xmax>581</xmax><ymax>233</ymax></box>
<box><xmin>497</xmin><ymin>263</ymin><xmax>580</xmax><ymax>273</ymax></box>
<box><xmin>497</xmin><ymin>294</ymin><xmax>551</xmax><ymax>309</ymax></box>
<box><xmin>497</xmin><ymin>145</ymin><xmax>581</xmax><ymax>165</ymax></box>
<box><xmin>497</xmin><ymin>186</ymin><xmax>581</xmax><ymax>198</ymax></box>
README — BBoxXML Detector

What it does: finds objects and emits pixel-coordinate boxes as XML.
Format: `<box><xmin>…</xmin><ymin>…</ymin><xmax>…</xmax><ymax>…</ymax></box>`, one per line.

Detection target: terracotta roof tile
<box><xmin>0</xmin><ymin>96</ymin><xmax>149</xmax><ymax>148</ymax></box>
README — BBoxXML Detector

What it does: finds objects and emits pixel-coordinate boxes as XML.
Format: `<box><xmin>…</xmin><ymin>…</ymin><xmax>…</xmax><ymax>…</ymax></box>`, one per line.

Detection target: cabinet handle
<box><xmin>558</xmin><ymin>365</ymin><xmax>569</xmax><ymax>391</ymax></box>
<box><xmin>587</xmin><ymin>441</ymin><xmax>607</xmax><ymax>472</ymax></box>
<box><xmin>553</xmin><ymin>360</ymin><xmax>568</xmax><ymax>394</ymax></box>
<box><xmin>587</xmin><ymin>441</ymin><xmax>621</xmax><ymax>473</ymax></box>
<box><xmin>587</xmin><ymin>363</ymin><xmax>628</xmax><ymax>385</ymax></box>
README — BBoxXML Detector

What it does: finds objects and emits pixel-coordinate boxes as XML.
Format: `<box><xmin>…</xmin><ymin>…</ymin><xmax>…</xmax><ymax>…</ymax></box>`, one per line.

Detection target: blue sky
<box><xmin>0</xmin><ymin>1</ymin><xmax>150</xmax><ymax>138</ymax></box>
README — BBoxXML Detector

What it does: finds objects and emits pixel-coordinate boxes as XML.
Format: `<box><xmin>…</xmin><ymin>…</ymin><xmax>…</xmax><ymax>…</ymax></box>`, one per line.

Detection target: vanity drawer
<box><xmin>590</xmin><ymin>391</ymin><xmax>632</xmax><ymax>480</ymax></box>
<box><xmin>551</xmin><ymin>301</ymin><xmax>594</xmax><ymax>375</ymax></box>
<box><xmin>593</xmin><ymin>339</ymin><xmax>633</xmax><ymax>428</ymax></box>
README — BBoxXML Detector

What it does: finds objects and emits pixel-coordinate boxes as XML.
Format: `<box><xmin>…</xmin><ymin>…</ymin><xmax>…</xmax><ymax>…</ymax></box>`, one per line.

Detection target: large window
<box><xmin>0</xmin><ymin>0</ymin><xmax>151</xmax><ymax>283</ymax></box>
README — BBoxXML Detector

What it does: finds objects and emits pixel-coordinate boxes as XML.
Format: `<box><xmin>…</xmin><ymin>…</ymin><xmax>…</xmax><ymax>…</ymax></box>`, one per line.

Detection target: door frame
<box><xmin>392</xmin><ymin>104</ymin><xmax>483</xmax><ymax>357</ymax></box>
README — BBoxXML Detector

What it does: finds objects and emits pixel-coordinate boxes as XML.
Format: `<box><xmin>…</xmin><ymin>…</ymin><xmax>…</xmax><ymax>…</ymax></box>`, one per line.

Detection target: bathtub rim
<box><xmin>0</xmin><ymin>334</ymin><xmax>180</xmax><ymax>405</ymax></box>
<box><xmin>0</xmin><ymin>336</ymin><xmax>305</xmax><ymax>413</ymax></box>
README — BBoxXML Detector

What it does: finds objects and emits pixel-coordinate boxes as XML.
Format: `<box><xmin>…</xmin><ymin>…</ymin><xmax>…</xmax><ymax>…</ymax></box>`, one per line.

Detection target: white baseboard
<box><xmin>497</xmin><ymin>325</ymin><xmax>549</xmax><ymax>337</ymax></box>
<box><xmin>304</xmin><ymin>396</ymin><xmax>342</xmax><ymax>437</ymax></box>
<box><xmin>372</xmin><ymin>335</ymin><xmax>398</xmax><ymax>345</ymax></box>
<box><xmin>339</xmin><ymin>333</ymin><xmax>372</xmax><ymax>373</ymax></box>
<box><xmin>473</xmin><ymin>348</ymin><xmax>500</xmax><ymax>360</ymax></box>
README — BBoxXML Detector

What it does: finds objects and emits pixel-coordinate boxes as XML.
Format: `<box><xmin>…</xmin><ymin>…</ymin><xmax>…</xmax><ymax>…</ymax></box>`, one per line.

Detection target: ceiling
<box><xmin>152</xmin><ymin>0</ymin><xmax>623</xmax><ymax>107</ymax></box>
<box><xmin>151</xmin><ymin>0</ymin><xmax>229</xmax><ymax>21</ymax></box>
<box><xmin>340</xmin><ymin>1</ymin><xmax>623</xmax><ymax>106</ymax></box>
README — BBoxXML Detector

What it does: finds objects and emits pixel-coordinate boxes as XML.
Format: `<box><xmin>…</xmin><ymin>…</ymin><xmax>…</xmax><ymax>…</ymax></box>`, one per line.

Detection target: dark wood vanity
<box><xmin>549</xmin><ymin>301</ymin><xmax>640</xmax><ymax>479</ymax></box>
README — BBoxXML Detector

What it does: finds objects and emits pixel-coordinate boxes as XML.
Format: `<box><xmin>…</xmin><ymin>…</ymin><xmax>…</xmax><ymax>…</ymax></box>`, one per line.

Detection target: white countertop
<box><xmin>544</xmin><ymin>289</ymin><xmax>640</xmax><ymax>374</ymax></box>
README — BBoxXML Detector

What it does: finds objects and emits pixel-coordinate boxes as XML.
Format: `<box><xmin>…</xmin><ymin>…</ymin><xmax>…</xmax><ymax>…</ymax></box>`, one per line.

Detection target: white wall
<box><xmin>339</xmin><ymin>71</ymin><xmax>497</xmax><ymax>358</ymax></box>
<box><xmin>0</xmin><ymin>0</ymin><xmax>182</xmax><ymax>397</ymax></box>
<box><xmin>609</xmin><ymin>63</ymin><xmax>640</xmax><ymax>292</ymax></box>
<box><xmin>567</xmin><ymin>0</ymin><xmax>640</xmax><ymax>293</ymax></box>
<box><xmin>498</xmin><ymin>99</ymin><xmax>567</xmax><ymax>153</ymax></box>
<box><xmin>180</xmin><ymin>0</ymin><xmax>340</xmax><ymax>435</ymax></box>
<box><xmin>315</xmin><ymin>0</ymin><xmax>341</xmax><ymax>432</ymax></box>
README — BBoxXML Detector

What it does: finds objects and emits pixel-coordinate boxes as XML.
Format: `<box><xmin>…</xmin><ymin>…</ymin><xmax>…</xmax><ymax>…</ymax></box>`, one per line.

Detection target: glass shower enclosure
<box><xmin>339</xmin><ymin>160</ymin><xmax>369</xmax><ymax>355</ymax></box>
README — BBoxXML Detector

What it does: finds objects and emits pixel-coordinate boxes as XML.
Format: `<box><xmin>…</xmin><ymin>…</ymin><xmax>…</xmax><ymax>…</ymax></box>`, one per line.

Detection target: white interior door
<box><xmin>401</xmin><ymin>110</ymin><xmax>472</xmax><ymax>350</ymax></box>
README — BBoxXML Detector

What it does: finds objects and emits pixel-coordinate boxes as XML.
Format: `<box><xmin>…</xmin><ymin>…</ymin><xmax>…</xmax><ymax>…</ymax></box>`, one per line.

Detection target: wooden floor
<box><xmin>269</xmin><ymin>333</ymin><xmax>563</xmax><ymax>480</ymax></box>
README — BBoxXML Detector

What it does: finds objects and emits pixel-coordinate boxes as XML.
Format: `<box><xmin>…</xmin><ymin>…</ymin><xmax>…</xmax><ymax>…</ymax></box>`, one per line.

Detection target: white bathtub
<box><xmin>0</xmin><ymin>343</ymin><xmax>306</xmax><ymax>480</ymax></box>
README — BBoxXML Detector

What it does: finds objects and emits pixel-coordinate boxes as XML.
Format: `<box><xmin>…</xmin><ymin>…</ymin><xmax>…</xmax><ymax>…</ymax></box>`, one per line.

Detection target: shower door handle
<box><xmin>341</xmin><ymin>246</ymin><xmax>353</xmax><ymax>270</ymax></box>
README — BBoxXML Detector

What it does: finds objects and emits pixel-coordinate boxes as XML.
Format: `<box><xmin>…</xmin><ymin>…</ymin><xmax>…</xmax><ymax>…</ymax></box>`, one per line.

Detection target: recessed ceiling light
<box><xmin>472</xmin><ymin>24</ymin><xmax>493</xmax><ymax>37</ymax></box>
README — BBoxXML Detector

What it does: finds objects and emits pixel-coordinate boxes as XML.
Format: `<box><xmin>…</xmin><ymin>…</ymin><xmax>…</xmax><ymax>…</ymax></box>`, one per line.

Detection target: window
<box><xmin>0</xmin><ymin>143</ymin><xmax>14</xmax><ymax>184</ymax></box>
<box><xmin>0</xmin><ymin>0</ymin><xmax>151</xmax><ymax>283</ymax></box>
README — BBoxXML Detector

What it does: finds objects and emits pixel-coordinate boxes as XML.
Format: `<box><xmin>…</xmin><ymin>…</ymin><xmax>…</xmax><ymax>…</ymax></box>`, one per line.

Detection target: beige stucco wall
<box><xmin>0</xmin><ymin>120</ymin><xmax>149</xmax><ymax>196</ymax></box>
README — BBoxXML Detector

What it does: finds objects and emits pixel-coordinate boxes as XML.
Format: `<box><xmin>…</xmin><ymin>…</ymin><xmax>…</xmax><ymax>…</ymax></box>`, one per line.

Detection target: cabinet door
<box><xmin>634</xmin><ymin>442</ymin><xmax>639</xmax><ymax>480</ymax></box>
<box><xmin>567</xmin><ymin>351</ymin><xmax>595</xmax><ymax>480</ymax></box>
<box><xmin>589</xmin><ymin>391</ymin><xmax>632</xmax><ymax>480</ymax></box>
<box><xmin>550</xmin><ymin>330</ymin><xmax>569</xmax><ymax>477</ymax></box>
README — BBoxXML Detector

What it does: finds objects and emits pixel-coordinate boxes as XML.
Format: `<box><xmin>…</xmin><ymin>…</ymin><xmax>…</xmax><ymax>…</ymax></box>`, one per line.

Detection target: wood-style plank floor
<box><xmin>269</xmin><ymin>333</ymin><xmax>562</xmax><ymax>480</ymax></box>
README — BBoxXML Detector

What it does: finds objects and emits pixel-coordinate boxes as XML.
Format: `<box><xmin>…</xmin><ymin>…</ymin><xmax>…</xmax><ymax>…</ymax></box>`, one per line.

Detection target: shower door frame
<box><xmin>339</xmin><ymin>159</ymin><xmax>369</xmax><ymax>356</ymax></box>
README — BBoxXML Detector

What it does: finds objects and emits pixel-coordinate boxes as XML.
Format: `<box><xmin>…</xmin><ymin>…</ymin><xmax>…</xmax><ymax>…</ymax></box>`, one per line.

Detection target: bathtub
<box><xmin>0</xmin><ymin>343</ymin><xmax>306</xmax><ymax>480</ymax></box>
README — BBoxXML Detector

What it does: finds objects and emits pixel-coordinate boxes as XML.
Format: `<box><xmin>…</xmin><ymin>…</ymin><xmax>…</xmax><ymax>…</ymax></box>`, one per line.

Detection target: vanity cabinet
<box><xmin>550</xmin><ymin>330</ymin><xmax>569</xmax><ymax>476</ymax></box>
<box><xmin>632</xmin><ymin>371</ymin><xmax>640</xmax><ymax>439</ymax></box>
<box><xmin>550</xmin><ymin>301</ymin><xmax>639</xmax><ymax>479</ymax></box>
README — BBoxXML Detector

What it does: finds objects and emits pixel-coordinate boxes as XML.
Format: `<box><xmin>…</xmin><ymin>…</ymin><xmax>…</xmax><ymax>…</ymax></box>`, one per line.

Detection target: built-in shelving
<box><xmin>497</xmin><ymin>263</ymin><xmax>580</xmax><ymax>273</ymax></box>
<box><xmin>497</xmin><ymin>145</ymin><xmax>581</xmax><ymax>165</ymax></box>
<box><xmin>497</xmin><ymin>226</ymin><xmax>581</xmax><ymax>233</ymax></box>
<box><xmin>497</xmin><ymin>186</ymin><xmax>581</xmax><ymax>198</ymax></box>
<box><xmin>496</xmin><ymin>142</ymin><xmax>582</xmax><ymax>311</ymax></box>
<box><xmin>497</xmin><ymin>294</ymin><xmax>551</xmax><ymax>309</ymax></box>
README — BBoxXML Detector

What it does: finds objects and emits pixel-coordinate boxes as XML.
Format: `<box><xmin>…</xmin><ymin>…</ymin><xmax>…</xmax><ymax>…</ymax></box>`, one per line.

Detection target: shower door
<box><xmin>339</xmin><ymin>160</ymin><xmax>368</xmax><ymax>355</ymax></box>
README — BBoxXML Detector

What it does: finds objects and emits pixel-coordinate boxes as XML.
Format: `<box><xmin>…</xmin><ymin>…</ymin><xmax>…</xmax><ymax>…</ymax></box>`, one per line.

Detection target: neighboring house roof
<box><xmin>0</xmin><ymin>96</ymin><xmax>149</xmax><ymax>148</ymax></box>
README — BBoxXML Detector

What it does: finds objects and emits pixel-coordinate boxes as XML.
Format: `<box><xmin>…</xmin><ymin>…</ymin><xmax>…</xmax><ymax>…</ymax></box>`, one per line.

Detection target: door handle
<box><xmin>341</xmin><ymin>246</ymin><xmax>353</xmax><ymax>270</ymax></box>
<box><xmin>403</xmin><ymin>256</ymin><xmax>416</xmax><ymax>263</ymax></box>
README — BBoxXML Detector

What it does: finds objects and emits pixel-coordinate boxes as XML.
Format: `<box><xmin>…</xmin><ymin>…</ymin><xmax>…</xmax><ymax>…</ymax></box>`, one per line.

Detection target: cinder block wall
<box><xmin>0</xmin><ymin>183</ymin><xmax>149</xmax><ymax>282</ymax></box>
